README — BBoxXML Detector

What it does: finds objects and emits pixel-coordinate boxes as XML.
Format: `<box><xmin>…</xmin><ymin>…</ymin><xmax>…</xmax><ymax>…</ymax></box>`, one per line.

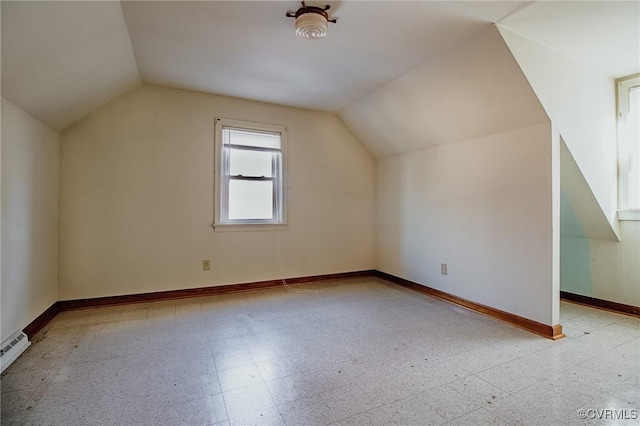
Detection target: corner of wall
<box><xmin>1</xmin><ymin>98</ymin><xmax>60</xmax><ymax>342</ymax></box>
<box><xmin>497</xmin><ymin>26</ymin><xmax>619</xmax><ymax>236</ymax></box>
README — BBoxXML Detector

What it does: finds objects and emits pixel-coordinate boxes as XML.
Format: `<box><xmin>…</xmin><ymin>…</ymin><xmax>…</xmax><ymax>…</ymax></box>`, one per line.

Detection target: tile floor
<box><xmin>1</xmin><ymin>278</ymin><xmax>639</xmax><ymax>426</ymax></box>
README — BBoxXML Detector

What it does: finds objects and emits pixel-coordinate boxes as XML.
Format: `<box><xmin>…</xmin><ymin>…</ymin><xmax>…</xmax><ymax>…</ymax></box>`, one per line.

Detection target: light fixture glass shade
<box><xmin>295</xmin><ymin>13</ymin><xmax>328</xmax><ymax>39</ymax></box>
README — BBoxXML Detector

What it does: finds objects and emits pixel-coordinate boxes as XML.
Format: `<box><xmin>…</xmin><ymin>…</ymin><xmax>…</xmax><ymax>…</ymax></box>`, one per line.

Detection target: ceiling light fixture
<box><xmin>286</xmin><ymin>2</ymin><xmax>337</xmax><ymax>40</ymax></box>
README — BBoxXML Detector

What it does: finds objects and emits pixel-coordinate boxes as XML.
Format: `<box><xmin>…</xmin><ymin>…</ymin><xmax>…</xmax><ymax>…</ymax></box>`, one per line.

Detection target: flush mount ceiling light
<box><xmin>286</xmin><ymin>2</ymin><xmax>337</xmax><ymax>40</ymax></box>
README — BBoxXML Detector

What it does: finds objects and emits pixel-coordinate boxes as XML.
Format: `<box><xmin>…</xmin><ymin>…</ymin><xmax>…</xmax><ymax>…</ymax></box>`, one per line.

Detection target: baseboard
<box><xmin>23</xmin><ymin>302</ymin><xmax>62</xmax><ymax>340</ymax></box>
<box><xmin>58</xmin><ymin>270</ymin><xmax>376</xmax><ymax>310</ymax></box>
<box><xmin>375</xmin><ymin>271</ymin><xmax>565</xmax><ymax>340</ymax></box>
<box><xmin>560</xmin><ymin>291</ymin><xmax>640</xmax><ymax>318</ymax></box>
<box><xmin>22</xmin><ymin>269</ymin><xmax>567</xmax><ymax>344</ymax></box>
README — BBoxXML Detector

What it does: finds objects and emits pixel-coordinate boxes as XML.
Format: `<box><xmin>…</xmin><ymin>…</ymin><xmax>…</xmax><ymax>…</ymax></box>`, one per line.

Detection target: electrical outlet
<box><xmin>203</xmin><ymin>259</ymin><xmax>211</xmax><ymax>271</ymax></box>
<box><xmin>441</xmin><ymin>263</ymin><xmax>447</xmax><ymax>275</ymax></box>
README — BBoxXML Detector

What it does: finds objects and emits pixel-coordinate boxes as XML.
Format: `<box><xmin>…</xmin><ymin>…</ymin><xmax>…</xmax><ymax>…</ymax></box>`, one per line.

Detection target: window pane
<box><xmin>224</xmin><ymin>128</ymin><xmax>280</xmax><ymax>149</ymax></box>
<box><xmin>228</xmin><ymin>180</ymin><xmax>273</xmax><ymax>220</ymax></box>
<box><xmin>630</xmin><ymin>86</ymin><xmax>640</xmax><ymax>108</ymax></box>
<box><xmin>619</xmin><ymin>81</ymin><xmax>640</xmax><ymax>210</ymax></box>
<box><xmin>229</xmin><ymin>148</ymin><xmax>274</xmax><ymax>177</ymax></box>
<box><xmin>628</xmin><ymin>87</ymin><xmax>640</xmax><ymax>208</ymax></box>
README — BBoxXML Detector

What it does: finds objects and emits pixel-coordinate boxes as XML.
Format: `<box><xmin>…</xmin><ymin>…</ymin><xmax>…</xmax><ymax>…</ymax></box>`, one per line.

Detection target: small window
<box><xmin>617</xmin><ymin>75</ymin><xmax>640</xmax><ymax>218</ymax></box>
<box><xmin>214</xmin><ymin>118</ymin><xmax>287</xmax><ymax>230</ymax></box>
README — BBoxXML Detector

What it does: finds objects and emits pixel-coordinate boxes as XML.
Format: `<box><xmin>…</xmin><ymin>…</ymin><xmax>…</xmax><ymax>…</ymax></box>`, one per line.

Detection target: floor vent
<box><xmin>1</xmin><ymin>331</ymin><xmax>31</xmax><ymax>373</ymax></box>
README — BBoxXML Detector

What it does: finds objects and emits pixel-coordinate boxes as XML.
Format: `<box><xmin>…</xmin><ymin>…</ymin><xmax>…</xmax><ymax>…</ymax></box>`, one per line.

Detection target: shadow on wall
<box><xmin>560</xmin><ymin>191</ymin><xmax>593</xmax><ymax>298</ymax></box>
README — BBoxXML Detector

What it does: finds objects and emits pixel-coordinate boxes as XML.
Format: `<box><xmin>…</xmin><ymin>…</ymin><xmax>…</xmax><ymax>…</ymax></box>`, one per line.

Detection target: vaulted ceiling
<box><xmin>2</xmin><ymin>1</ymin><xmax>638</xmax><ymax>156</ymax></box>
<box><xmin>1</xmin><ymin>1</ymin><xmax>140</xmax><ymax>130</ymax></box>
<box><xmin>1</xmin><ymin>1</ymin><xmax>529</xmax><ymax>130</ymax></box>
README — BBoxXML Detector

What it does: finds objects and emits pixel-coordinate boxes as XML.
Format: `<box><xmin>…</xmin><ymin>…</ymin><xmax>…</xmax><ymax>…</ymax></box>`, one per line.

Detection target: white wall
<box><xmin>498</xmin><ymin>25</ymin><xmax>639</xmax><ymax>309</ymax></box>
<box><xmin>560</xmin><ymin>152</ymin><xmax>640</xmax><ymax>307</ymax></box>
<box><xmin>59</xmin><ymin>85</ymin><xmax>375</xmax><ymax>300</ymax></box>
<box><xmin>1</xmin><ymin>98</ymin><xmax>59</xmax><ymax>342</ymax></box>
<box><xmin>560</xmin><ymin>140</ymin><xmax>617</xmax><ymax>241</ymax></box>
<box><xmin>560</xmin><ymin>221</ymin><xmax>640</xmax><ymax>308</ymax></box>
<box><xmin>377</xmin><ymin>122</ymin><xmax>556</xmax><ymax>325</ymax></box>
<box><xmin>498</xmin><ymin>27</ymin><xmax>619</xmax><ymax>233</ymax></box>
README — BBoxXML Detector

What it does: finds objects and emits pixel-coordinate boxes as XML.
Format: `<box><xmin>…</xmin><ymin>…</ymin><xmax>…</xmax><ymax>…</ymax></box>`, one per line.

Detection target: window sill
<box><xmin>618</xmin><ymin>210</ymin><xmax>640</xmax><ymax>221</ymax></box>
<box><xmin>213</xmin><ymin>223</ymin><xmax>288</xmax><ymax>232</ymax></box>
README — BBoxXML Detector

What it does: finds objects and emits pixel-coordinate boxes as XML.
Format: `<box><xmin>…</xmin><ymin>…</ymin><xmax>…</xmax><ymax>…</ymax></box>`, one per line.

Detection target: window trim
<box><xmin>214</xmin><ymin>117</ymin><xmax>288</xmax><ymax>231</ymax></box>
<box><xmin>617</xmin><ymin>74</ymin><xmax>640</xmax><ymax>220</ymax></box>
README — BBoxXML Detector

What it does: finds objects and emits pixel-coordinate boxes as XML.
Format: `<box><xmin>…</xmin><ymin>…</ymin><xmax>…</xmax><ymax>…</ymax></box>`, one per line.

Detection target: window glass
<box><xmin>224</xmin><ymin>128</ymin><xmax>280</xmax><ymax>149</ymax></box>
<box><xmin>228</xmin><ymin>180</ymin><xmax>274</xmax><ymax>220</ymax></box>
<box><xmin>618</xmin><ymin>76</ymin><xmax>640</xmax><ymax>212</ymax></box>
<box><xmin>228</xmin><ymin>148</ymin><xmax>275</xmax><ymax>178</ymax></box>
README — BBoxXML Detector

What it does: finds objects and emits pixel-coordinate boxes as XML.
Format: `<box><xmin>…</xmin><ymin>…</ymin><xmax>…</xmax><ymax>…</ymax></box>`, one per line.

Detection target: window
<box><xmin>214</xmin><ymin>118</ymin><xmax>287</xmax><ymax>229</ymax></box>
<box><xmin>617</xmin><ymin>75</ymin><xmax>640</xmax><ymax>220</ymax></box>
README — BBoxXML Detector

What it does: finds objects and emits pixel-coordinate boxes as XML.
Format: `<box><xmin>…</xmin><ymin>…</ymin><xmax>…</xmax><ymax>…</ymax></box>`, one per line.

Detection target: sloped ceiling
<box><xmin>498</xmin><ymin>1</ymin><xmax>640</xmax><ymax>79</ymax></box>
<box><xmin>2</xmin><ymin>0</ymin><xmax>632</xmax><ymax>154</ymax></box>
<box><xmin>497</xmin><ymin>2</ymin><xmax>638</xmax><ymax>234</ymax></box>
<box><xmin>1</xmin><ymin>1</ymin><xmax>529</xmax><ymax>130</ymax></box>
<box><xmin>1</xmin><ymin>1</ymin><xmax>141</xmax><ymax>130</ymax></box>
<box><xmin>339</xmin><ymin>26</ymin><xmax>549</xmax><ymax>157</ymax></box>
<box><xmin>120</xmin><ymin>1</ymin><xmax>525</xmax><ymax>114</ymax></box>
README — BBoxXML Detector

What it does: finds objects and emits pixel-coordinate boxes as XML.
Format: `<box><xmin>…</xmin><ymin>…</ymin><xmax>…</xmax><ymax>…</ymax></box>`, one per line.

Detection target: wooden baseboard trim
<box><xmin>560</xmin><ymin>291</ymin><xmax>640</xmax><ymax>318</ymax></box>
<box><xmin>375</xmin><ymin>271</ymin><xmax>564</xmax><ymax>340</ymax></box>
<box><xmin>23</xmin><ymin>270</ymin><xmax>571</xmax><ymax>342</ymax></box>
<box><xmin>23</xmin><ymin>271</ymin><xmax>374</xmax><ymax>336</ymax></box>
<box><xmin>58</xmin><ymin>270</ymin><xmax>376</xmax><ymax>310</ymax></box>
<box><xmin>23</xmin><ymin>302</ymin><xmax>62</xmax><ymax>340</ymax></box>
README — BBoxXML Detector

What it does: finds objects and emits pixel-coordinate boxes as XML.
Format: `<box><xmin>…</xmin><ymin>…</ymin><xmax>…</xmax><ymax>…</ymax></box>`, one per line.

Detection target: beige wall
<box><xmin>59</xmin><ymin>85</ymin><xmax>375</xmax><ymax>300</ymax></box>
<box><xmin>1</xmin><ymin>98</ymin><xmax>59</xmax><ymax>342</ymax></box>
<box><xmin>376</xmin><ymin>122</ymin><xmax>556</xmax><ymax>325</ymax></box>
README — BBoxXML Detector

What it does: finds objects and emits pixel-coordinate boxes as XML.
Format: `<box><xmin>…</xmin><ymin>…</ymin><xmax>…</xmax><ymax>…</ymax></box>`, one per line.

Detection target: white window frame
<box><xmin>617</xmin><ymin>74</ymin><xmax>640</xmax><ymax>221</ymax></box>
<box><xmin>214</xmin><ymin>117</ymin><xmax>288</xmax><ymax>231</ymax></box>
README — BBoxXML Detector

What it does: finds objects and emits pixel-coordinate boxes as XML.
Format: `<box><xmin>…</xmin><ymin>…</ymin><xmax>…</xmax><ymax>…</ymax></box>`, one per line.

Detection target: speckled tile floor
<box><xmin>1</xmin><ymin>278</ymin><xmax>639</xmax><ymax>426</ymax></box>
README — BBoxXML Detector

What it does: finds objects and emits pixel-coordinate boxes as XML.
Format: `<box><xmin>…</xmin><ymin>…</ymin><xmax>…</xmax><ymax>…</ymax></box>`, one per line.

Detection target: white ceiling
<box><xmin>499</xmin><ymin>1</ymin><xmax>640</xmax><ymax>79</ymax></box>
<box><xmin>1</xmin><ymin>1</ymin><xmax>140</xmax><ymax>130</ymax></box>
<box><xmin>340</xmin><ymin>26</ymin><xmax>549</xmax><ymax>157</ymax></box>
<box><xmin>1</xmin><ymin>1</ymin><xmax>637</xmax><ymax>135</ymax></box>
<box><xmin>1</xmin><ymin>1</ymin><xmax>527</xmax><ymax>130</ymax></box>
<box><xmin>120</xmin><ymin>1</ymin><xmax>527</xmax><ymax>113</ymax></box>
